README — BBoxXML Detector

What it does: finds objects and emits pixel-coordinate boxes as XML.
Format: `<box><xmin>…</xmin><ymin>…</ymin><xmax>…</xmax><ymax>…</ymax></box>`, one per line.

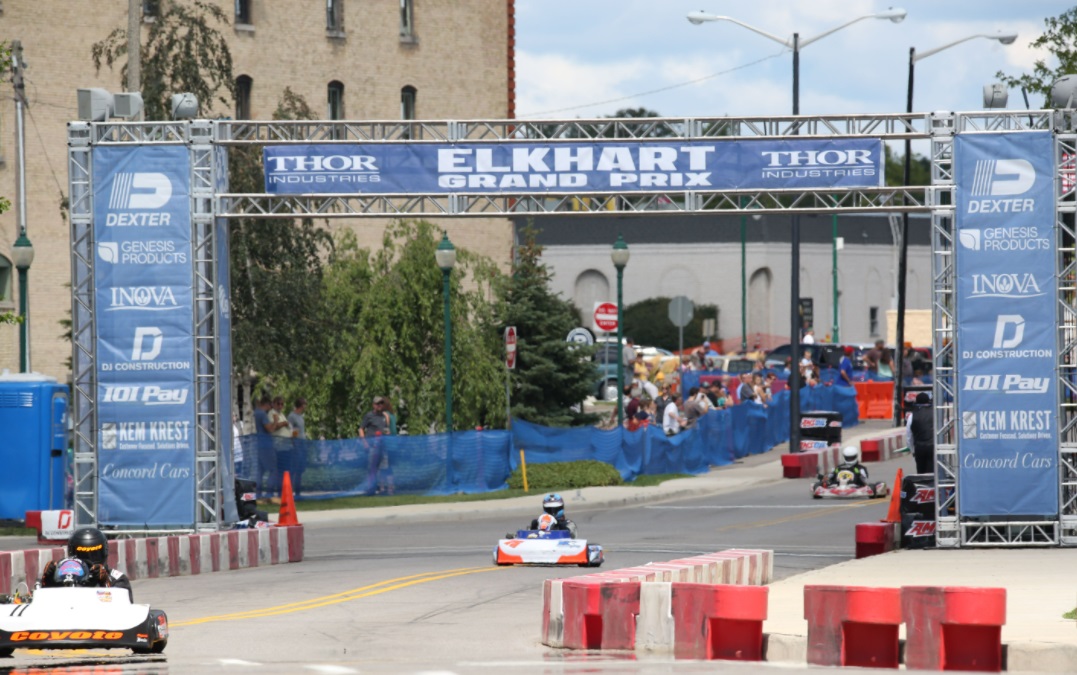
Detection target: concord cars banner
<box><xmin>954</xmin><ymin>131</ymin><xmax>1058</xmax><ymax>517</ymax></box>
<box><xmin>263</xmin><ymin>139</ymin><xmax>884</xmax><ymax>194</ymax></box>
<box><xmin>93</xmin><ymin>145</ymin><xmax>196</xmax><ymax>527</ymax></box>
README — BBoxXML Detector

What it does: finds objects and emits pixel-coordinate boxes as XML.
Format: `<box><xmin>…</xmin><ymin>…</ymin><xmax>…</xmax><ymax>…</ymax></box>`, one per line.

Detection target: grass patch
<box><xmin>0</xmin><ymin>527</ymin><xmax>35</xmax><ymax>537</ymax></box>
<box><xmin>1064</xmin><ymin>608</ymin><xmax>1077</xmax><ymax>620</ymax></box>
<box><xmin>628</xmin><ymin>473</ymin><xmax>693</xmax><ymax>487</ymax></box>
<box><xmin>508</xmin><ymin>460</ymin><xmax>623</xmax><ymax>491</ymax></box>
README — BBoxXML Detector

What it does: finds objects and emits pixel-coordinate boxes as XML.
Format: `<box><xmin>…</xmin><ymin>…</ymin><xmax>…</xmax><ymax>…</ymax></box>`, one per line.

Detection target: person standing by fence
<box><xmin>287</xmin><ymin>398</ymin><xmax>308</xmax><ymax>498</ymax></box>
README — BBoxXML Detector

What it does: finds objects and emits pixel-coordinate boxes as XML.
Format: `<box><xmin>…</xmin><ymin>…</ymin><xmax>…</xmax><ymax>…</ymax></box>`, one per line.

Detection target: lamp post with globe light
<box><xmin>12</xmin><ymin>232</ymin><xmax>34</xmax><ymax>373</ymax></box>
<box><xmin>435</xmin><ymin>232</ymin><xmax>457</xmax><ymax>433</ymax></box>
<box><xmin>611</xmin><ymin>235</ymin><xmax>630</xmax><ymax>426</ymax></box>
<box><xmin>893</xmin><ymin>31</ymin><xmax>1017</xmax><ymax>422</ymax></box>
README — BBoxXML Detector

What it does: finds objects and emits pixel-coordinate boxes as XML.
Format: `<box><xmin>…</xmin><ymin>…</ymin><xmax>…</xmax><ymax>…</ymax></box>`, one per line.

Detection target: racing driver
<box><xmin>40</xmin><ymin>527</ymin><xmax>133</xmax><ymax>601</ymax></box>
<box><xmin>528</xmin><ymin>493</ymin><xmax>578</xmax><ymax>538</ymax></box>
<box><xmin>822</xmin><ymin>446</ymin><xmax>872</xmax><ymax>492</ymax></box>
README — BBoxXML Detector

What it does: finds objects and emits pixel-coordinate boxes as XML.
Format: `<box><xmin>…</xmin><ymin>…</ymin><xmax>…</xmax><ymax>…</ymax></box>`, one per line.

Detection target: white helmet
<box><xmin>840</xmin><ymin>445</ymin><xmax>860</xmax><ymax>465</ymax></box>
<box><xmin>537</xmin><ymin>513</ymin><xmax>557</xmax><ymax>531</ymax></box>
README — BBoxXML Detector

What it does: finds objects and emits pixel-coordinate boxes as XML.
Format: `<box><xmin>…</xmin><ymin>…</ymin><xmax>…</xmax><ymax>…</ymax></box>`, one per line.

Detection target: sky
<box><xmin>514</xmin><ymin>1</ymin><xmax>1073</xmax><ymax>121</ymax></box>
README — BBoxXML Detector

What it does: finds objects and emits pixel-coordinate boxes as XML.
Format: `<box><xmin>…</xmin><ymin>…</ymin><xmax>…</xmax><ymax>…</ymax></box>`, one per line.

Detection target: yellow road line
<box><xmin>716</xmin><ymin>500</ymin><xmax>875</xmax><ymax>533</ymax></box>
<box><xmin>173</xmin><ymin>566</ymin><xmax>505</xmax><ymax>627</ymax></box>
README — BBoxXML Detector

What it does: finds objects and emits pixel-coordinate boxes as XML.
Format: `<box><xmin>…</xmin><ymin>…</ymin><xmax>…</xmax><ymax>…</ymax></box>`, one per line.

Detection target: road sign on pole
<box><xmin>505</xmin><ymin>326</ymin><xmax>517</xmax><ymax>369</ymax></box>
<box><xmin>668</xmin><ymin>296</ymin><xmax>694</xmax><ymax>328</ymax></box>
<box><xmin>593</xmin><ymin>302</ymin><xmax>619</xmax><ymax>332</ymax></box>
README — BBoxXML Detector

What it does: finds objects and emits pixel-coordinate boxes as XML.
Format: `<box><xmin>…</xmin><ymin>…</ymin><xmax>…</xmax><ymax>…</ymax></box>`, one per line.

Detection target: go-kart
<box><xmin>0</xmin><ymin>558</ymin><xmax>168</xmax><ymax>656</ymax></box>
<box><xmin>493</xmin><ymin>529</ymin><xmax>604</xmax><ymax>567</ymax></box>
<box><xmin>811</xmin><ymin>469</ymin><xmax>889</xmax><ymax>499</ymax></box>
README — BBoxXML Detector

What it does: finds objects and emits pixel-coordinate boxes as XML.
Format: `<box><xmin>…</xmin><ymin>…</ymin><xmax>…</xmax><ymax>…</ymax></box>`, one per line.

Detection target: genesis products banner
<box><xmin>263</xmin><ymin>139</ymin><xmax>884</xmax><ymax>194</ymax></box>
<box><xmin>92</xmin><ymin>145</ymin><xmax>196</xmax><ymax>527</ymax></box>
<box><xmin>954</xmin><ymin>131</ymin><xmax>1058</xmax><ymax>517</ymax></box>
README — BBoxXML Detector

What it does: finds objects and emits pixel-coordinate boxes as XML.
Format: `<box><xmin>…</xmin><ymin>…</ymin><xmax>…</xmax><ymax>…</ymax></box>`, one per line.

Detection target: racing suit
<box><xmin>40</xmin><ymin>560</ymin><xmax>133</xmax><ymax>602</ymax></box>
<box><xmin>528</xmin><ymin>515</ymin><xmax>578</xmax><ymax>538</ymax></box>
<box><xmin>825</xmin><ymin>463</ymin><xmax>870</xmax><ymax>488</ymax></box>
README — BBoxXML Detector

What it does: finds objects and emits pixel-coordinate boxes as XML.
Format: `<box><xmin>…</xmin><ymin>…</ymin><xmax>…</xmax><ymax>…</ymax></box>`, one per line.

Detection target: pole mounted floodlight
<box><xmin>1051</xmin><ymin>75</ymin><xmax>1077</xmax><ymax>109</ymax></box>
<box><xmin>77</xmin><ymin>88</ymin><xmax>114</xmax><ymax>122</ymax></box>
<box><xmin>983</xmin><ymin>83</ymin><xmax>1009</xmax><ymax>109</ymax></box>
<box><xmin>171</xmin><ymin>93</ymin><xmax>199</xmax><ymax>120</ymax></box>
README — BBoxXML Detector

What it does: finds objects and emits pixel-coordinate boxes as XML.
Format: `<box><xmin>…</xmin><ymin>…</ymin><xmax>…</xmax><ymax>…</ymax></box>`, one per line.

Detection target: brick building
<box><xmin>0</xmin><ymin>0</ymin><xmax>516</xmax><ymax>379</ymax></box>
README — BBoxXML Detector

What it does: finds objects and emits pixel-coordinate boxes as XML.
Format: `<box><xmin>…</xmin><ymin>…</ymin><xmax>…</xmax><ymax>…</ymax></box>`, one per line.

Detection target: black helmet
<box><xmin>67</xmin><ymin>527</ymin><xmax>108</xmax><ymax>566</ymax></box>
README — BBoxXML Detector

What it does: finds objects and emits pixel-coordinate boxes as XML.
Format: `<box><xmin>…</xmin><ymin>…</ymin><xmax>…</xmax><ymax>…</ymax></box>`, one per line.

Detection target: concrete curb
<box><xmin>0</xmin><ymin>525</ymin><xmax>305</xmax><ymax>594</ymax></box>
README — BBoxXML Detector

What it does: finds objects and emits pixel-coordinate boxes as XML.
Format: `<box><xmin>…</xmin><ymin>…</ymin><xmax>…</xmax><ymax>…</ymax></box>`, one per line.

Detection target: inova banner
<box><xmin>263</xmin><ymin>139</ymin><xmax>883</xmax><ymax>194</ymax></box>
<box><xmin>92</xmin><ymin>145</ymin><xmax>196</xmax><ymax>527</ymax></box>
<box><xmin>954</xmin><ymin>131</ymin><xmax>1058</xmax><ymax>517</ymax></box>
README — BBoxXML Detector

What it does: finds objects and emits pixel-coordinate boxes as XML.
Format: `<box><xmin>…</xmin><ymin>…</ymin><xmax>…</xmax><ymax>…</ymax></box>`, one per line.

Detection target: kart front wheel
<box><xmin>0</xmin><ymin>647</ymin><xmax>13</xmax><ymax>658</ymax></box>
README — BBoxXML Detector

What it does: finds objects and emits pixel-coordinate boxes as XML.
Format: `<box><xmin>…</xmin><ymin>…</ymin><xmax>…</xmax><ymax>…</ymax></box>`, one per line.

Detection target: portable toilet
<box><xmin>0</xmin><ymin>370</ymin><xmax>69</xmax><ymax>519</ymax></box>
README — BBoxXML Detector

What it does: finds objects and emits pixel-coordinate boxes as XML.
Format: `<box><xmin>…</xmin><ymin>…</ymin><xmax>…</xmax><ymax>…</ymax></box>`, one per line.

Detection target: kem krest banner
<box><xmin>263</xmin><ymin>139</ymin><xmax>883</xmax><ymax>194</ymax></box>
<box><xmin>92</xmin><ymin>145</ymin><xmax>196</xmax><ymax>527</ymax></box>
<box><xmin>955</xmin><ymin>131</ymin><xmax>1058</xmax><ymax>517</ymax></box>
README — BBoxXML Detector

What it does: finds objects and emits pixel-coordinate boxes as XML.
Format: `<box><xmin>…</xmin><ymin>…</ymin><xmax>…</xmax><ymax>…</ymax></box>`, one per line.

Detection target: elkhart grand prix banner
<box><xmin>93</xmin><ymin>145</ymin><xmax>196</xmax><ymax>526</ymax></box>
<box><xmin>955</xmin><ymin>131</ymin><xmax>1058</xmax><ymax>517</ymax></box>
<box><xmin>263</xmin><ymin>139</ymin><xmax>884</xmax><ymax>194</ymax></box>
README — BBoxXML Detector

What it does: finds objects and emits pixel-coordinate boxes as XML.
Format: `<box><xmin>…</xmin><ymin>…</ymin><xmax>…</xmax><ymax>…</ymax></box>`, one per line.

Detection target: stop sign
<box><xmin>594</xmin><ymin>302</ymin><xmax>619</xmax><ymax>332</ymax></box>
<box><xmin>505</xmin><ymin>326</ymin><xmax>517</xmax><ymax>369</ymax></box>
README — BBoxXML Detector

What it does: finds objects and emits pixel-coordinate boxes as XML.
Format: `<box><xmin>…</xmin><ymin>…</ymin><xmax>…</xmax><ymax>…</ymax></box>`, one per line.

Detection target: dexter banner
<box><xmin>263</xmin><ymin>139</ymin><xmax>883</xmax><ymax>194</ymax></box>
<box><xmin>92</xmin><ymin>145</ymin><xmax>196</xmax><ymax>526</ymax></box>
<box><xmin>954</xmin><ymin>131</ymin><xmax>1058</xmax><ymax>517</ymax></box>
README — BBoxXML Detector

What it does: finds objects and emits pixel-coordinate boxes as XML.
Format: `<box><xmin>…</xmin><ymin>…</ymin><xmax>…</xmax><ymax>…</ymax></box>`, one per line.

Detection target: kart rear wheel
<box><xmin>0</xmin><ymin>647</ymin><xmax>13</xmax><ymax>658</ymax></box>
<box><xmin>152</xmin><ymin>639</ymin><xmax>167</xmax><ymax>654</ymax></box>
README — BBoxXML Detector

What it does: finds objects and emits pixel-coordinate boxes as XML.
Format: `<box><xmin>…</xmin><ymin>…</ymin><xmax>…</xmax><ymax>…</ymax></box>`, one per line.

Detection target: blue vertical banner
<box><xmin>93</xmin><ymin>145</ymin><xmax>196</xmax><ymax>526</ymax></box>
<box><xmin>955</xmin><ymin>131</ymin><xmax>1058</xmax><ymax>516</ymax></box>
<box><xmin>214</xmin><ymin>145</ymin><xmax>238</xmax><ymax>522</ymax></box>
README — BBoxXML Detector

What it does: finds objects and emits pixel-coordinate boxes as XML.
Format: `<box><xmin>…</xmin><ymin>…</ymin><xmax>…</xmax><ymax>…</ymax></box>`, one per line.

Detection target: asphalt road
<box><xmin>1</xmin><ymin>447</ymin><xmax>912</xmax><ymax>674</ymax></box>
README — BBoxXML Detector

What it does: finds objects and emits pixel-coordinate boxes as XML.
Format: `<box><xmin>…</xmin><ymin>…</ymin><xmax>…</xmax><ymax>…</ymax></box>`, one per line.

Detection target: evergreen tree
<box><xmin>499</xmin><ymin>226</ymin><xmax>599</xmax><ymax>426</ymax></box>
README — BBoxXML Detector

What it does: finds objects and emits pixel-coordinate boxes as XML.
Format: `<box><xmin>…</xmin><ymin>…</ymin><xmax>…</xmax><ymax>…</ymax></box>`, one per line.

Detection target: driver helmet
<box><xmin>840</xmin><ymin>445</ymin><xmax>860</xmax><ymax>467</ymax></box>
<box><xmin>67</xmin><ymin>527</ymin><xmax>108</xmax><ymax>566</ymax></box>
<box><xmin>536</xmin><ymin>513</ymin><xmax>557</xmax><ymax>531</ymax></box>
<box><xmin>542</xmin><ymin>493</ymin><xmax>565</xmax><ymax>519</ymax></box>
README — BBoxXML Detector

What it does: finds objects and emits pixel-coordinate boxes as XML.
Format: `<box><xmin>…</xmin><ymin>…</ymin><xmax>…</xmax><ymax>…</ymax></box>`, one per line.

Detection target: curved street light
<box><xmin>893</xmin><ymin>31</ymin><xmax>1017</xmax><ymax>422</ymax></box>
<box><xmin>688</xmin><ymin>8</ymin><xmax>906</xmax><ymax>452</ymax></box>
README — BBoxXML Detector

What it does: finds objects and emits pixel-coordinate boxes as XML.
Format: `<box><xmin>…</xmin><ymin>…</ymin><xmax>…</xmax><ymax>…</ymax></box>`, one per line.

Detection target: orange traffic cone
<box><xmin>277</xmin><ymin>471</ymin><xmax>300</xmax><ymax>527</ymax></box>
<box><xmin>882</xmin><ymin>468</ymin><xmax>903</xmax><ymax>524</ymax></box>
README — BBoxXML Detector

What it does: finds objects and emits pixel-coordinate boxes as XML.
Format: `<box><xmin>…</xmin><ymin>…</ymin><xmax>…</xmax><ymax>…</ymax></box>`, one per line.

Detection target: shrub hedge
<box><xmin>507</xmin><ymin>459</ymin><xmax>623</xmax><ymax>491</ymax></box>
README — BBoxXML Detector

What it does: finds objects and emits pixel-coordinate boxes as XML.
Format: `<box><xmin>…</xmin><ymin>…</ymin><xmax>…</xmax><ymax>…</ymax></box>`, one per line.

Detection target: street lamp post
<box><xmin>435</xmin><ymin>232</ymin><xmax>457</xmax><ymax>433</ymax></box>
<box><xmin>12</xmin><ymin>232</ymin><xmax>34</xmax><ymax>373</ymax></box>
<box><xmin>893</xmin><ymin>31</ymin><xmax>1017</xmax><ymax>423</ymax></box>
<box><xmin>611</xmin><ymin>234</ymin><xmax>630</xmax><ymax>426</ymax></box>
<box><xmin>689</xmin><ymin>7</ymin><xmax>905</xmax><ymax>451</ymax></box>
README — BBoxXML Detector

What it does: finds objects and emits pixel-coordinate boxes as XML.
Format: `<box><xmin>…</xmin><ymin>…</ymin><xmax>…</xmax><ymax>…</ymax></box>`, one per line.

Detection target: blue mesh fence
<box><xmin>236</xmin><ymin>384</ymin><xmax>862</xmax><ymax>498</ymax></box>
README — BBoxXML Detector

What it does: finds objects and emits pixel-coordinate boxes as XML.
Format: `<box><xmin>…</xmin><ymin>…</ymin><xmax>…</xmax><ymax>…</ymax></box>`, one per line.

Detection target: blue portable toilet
<box><xmin>0</xmin><ymin>371</ymin><xmax>69</xmax><ymax>520</ymax></box>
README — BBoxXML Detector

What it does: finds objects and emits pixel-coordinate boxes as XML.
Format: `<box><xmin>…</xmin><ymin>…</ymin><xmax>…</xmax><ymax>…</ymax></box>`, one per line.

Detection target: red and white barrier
<box><xmin>543</xmin><ymin>548</ymin><xmax>773</xmax><ymax>654</ymax></box>
<box><xmin>781</xmin><ymin>443</ymin><xmax>842</xmax><ymax>479</ymax></box>
<box><xmin>0</xmin><ymin>525</ymin><xmax>304</xmax><ymax>595</ymax></box>
<box><xmin>860</xmin><ymin>429</ymin><xmax>906</xmax><ymax>462</ymax></box>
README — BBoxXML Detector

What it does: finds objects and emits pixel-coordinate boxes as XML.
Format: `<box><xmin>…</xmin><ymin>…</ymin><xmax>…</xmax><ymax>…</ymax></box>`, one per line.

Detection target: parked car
<box><xmin>708</xmin><ymin>354</ymin><xmax>756</xmax><ymax>374</ymax></box>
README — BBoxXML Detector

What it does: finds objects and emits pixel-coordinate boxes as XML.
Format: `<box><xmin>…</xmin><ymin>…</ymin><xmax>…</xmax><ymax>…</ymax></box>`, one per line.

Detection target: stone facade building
<box><xmin>0</xmin><ymin>0</ymin><xmax>516</xmax><ymax>379</ymax></box>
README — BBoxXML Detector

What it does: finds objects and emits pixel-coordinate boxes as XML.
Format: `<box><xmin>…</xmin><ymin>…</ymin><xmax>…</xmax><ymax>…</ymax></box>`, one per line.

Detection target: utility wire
<box><xmin>520</xmin><ymin>49</ymin><xmax>787</xmax><ymax>117</ymax></box>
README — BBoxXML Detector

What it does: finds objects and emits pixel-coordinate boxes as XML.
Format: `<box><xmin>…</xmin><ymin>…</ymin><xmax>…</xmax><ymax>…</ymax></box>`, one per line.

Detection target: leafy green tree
<box><xmin>92</xmin><ymin>0</ymin><xmax>234</xmax><ymax>120</ymax></box>
<box><xmin>623</xmin><ymin>298</ymin><xmax>719</xmax><ymax>352</ymax></box>
<box><xmin>997</xmin><ymin>8</ymin><xmax>1077</xmax><ymax>106</ymax></box>
<box><xmin>499</xmin><ymin>225</ymin><xmax>600</xmax><ymax>427</ymax></box>
<box><xmin>278</xmin><ymin>221</ymin><xmax>506</xmax><ymax>438</ymax></box>
<box><xmin>884</xmin><ymin>144</ymin><xmax>931</xmax><ymax>187</ymax></box>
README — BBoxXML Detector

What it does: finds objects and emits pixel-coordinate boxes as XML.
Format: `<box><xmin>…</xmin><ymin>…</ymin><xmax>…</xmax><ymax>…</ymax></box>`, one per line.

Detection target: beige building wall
<box><xmin>0</xmin><ymin>0</ymin><xmax>514</xmax><ymax>380</ymax></box>
<box><xmin>887</xmin><ymin>309</ymin><xmax>933</xmax><ymax>348</ymax></box>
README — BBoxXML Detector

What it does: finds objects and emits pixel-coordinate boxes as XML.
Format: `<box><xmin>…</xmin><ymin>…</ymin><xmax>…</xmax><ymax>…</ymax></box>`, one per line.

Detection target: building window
<box><xmin>328</xmin><ymin>81</ymin><xmax>345</xmax><ymax>120</ymax></box>
<box><xmin>401</xmin><ymin>86</ymin><xmax>416</xmax><ymax>120</ymax></box>
<box><xmin>235</xmin><ymin>0</ymin><xmax>252</xmax><ymax>25</ymax></box>
<box><xmin>235</xmin><ymin>75</ymin><xmax>252</xmax><ymax>120</ymax></box>
<box><xmin>326</xmin><ymin>0</ymin><xmax>343</xmax><ymax>32</ymax></box>
<box><xmin>400</xmin><ymin>0</ymin><xmax>414</xmax><ymax>37</ymax></box>
<box><xmin>869</xmin><ymin>306</ymin><xmax>879</xmax><ymax>337</ymax></box>
<box><xmin>142</xmin><ymin>0</ymin><xmax>159</xmax><ymax>19</ymax></box>
<box><xmin>0</xmin><ymin>255</ymin><xmax>11</xmax><ymax>306</ymax></box>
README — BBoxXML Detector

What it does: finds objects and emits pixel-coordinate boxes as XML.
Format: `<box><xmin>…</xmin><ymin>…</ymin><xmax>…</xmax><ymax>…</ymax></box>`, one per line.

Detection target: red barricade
<box><xmin>855</xmin><ymin>523</ymin><xmax>898</xmax><ymax>559</ymax></box>
<box><xmin>854</xmin><ymin>381</ymin><xmax>894</xmax><ymax>420</ymax></box>
<box><xmin>560</xmin><ymin>578</ymin><xmax>641</xmax><ymax>650</ymax></box>
<box><xmin>902</xmin><ymin>586</ymin><xmax>1006</xmax><ymax>672</ymax></box>
<box><xmin>671</xmin><ymin>584</ymin><xmax>767</xmax><ymax>660</ymax></box>
<box><xmin>804</xmin><ymin>585</ymin><xmax>902</xmax><ymax>668</ymax></box>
